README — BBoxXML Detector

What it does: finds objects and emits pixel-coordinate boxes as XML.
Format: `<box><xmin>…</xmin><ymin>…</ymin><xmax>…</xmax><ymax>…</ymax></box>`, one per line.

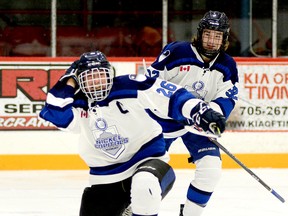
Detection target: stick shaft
<box><xmin>210</xmin><ymin>138</ymin><xmax>285</xmax><ymax>203</ymax></box>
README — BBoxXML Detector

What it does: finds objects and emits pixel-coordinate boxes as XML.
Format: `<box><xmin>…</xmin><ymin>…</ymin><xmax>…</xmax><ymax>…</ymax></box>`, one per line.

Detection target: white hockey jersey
<box><xmin>40</xmin><ymin>74</ymin><xmax>203</xmax><ymax>185</ymax></box>
<box><xmin>146</xmin><ymin>41</ymin><xmax>239</xmax><ymax>137</ymax></box>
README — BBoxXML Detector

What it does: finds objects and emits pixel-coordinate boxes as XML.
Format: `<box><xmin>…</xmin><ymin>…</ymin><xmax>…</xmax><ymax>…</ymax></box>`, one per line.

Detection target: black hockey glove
<box><xmin>191</xmin><ymin>102</ymin><xmax>226</xmax><ymax>135</ymax></box>
<box><xmin>59</xmin><ymin>59</ymin><xmax>80</xmax><ymax>85</ymax></box>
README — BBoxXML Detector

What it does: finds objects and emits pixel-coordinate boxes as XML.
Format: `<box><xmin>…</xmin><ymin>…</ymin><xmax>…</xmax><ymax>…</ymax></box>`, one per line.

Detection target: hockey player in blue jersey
<box><xmin>39</xmin><ymin>51</ymin><xmax>226</xmax><ymax>216</ymax></box>
<box><xmin>146</xmin><ymin>11</ymin><xmax>239</xmax><ymax>216</ymax></box>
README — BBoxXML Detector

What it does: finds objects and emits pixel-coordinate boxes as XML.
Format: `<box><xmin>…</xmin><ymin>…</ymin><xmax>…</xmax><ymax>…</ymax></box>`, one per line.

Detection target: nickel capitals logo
<box><xmin>92</xmin><ymin>118</ymin><xmax>129</xmax><ymax>159</ymax></box>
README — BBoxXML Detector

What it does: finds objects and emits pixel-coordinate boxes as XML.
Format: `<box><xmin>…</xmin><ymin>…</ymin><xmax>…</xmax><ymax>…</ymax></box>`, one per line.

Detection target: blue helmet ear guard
<box><xmin>77</xmin><ymin>51</ymin><xmax>112</xmax><ymax>73</ymax></box>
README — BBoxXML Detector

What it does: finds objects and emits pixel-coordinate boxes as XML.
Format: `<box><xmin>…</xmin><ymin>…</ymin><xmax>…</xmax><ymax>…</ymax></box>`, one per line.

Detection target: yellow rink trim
<box><xmin>0</xmin><ymin>153</ymin><xmax>288</xmax><ymax>170</ymax></box>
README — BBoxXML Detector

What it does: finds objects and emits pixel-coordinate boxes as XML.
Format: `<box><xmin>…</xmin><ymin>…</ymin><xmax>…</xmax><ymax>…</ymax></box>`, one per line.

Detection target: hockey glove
<box><xmin>59</xmin><ymin>59</ymin><xmax>80</xmax><ymax>85</ymax></box>
<box><xmin>191</xmin><ymin>102</ymin><xmax>226</xmax><ymax>135</ymax></box>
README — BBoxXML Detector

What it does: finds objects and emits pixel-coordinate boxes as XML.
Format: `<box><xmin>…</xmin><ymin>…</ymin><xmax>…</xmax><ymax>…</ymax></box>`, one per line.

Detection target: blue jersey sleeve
<box><xmin>39</xmin><ymin>81</ymin><xmax>76</xmax><ymax>128</ymax></box>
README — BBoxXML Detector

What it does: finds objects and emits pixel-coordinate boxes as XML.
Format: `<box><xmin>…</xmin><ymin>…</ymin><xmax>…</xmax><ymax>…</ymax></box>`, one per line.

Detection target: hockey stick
<box><xmin>142</xmin><ymin>58</ymin><xmax>148</xmax><ymax>75</ymax></box>
<box><xmin>209</xmin><ymin>137</ymin><xmax>285</xmax><ymax>203</ymax></box>
<box><xmin>185</xmin><ymin>126</ymin><xmax>286</xmax><ymax>203</ymax></box>
<box><xmin>184</xmin><ymin>124</ymin><xmax>221</xmax><ymax>139</ymax></box>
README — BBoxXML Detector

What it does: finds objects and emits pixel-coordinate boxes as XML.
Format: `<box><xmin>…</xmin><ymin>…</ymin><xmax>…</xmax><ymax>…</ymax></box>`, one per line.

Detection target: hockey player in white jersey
<box><xmin>146</xmin><ymin>11</ymin><xmax>239</xmax><ymax>216</ymax></box>
<box><xmin>39</xmin><ymin>51</ymin><xmax>226</xmax><ymax>216</ymax></box>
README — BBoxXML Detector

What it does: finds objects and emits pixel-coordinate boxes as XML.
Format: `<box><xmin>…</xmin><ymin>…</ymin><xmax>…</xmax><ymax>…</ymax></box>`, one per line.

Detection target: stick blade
<box><xmin>271</xmin><ymin>189</ymin><xmax>286</xmax><ymax>203</ymax></box>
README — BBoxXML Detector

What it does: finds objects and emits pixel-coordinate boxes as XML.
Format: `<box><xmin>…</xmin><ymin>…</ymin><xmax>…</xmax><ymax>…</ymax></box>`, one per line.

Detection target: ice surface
<box><xmin>0</xmin><ymin>169</ymin><xmax>287</xmax><ymax>216</ymax></box>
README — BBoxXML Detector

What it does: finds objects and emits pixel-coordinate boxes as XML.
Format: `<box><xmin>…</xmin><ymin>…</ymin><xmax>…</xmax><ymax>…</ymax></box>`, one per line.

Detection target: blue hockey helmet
<box><xmin>77</xmin><ymin>51</ymin><xmax>114</xmax><ymax>101</ymax></box>
<box><xmin>196</xmin><ymin>11</ymin><xmax>230</xmax><ymax>58</ymax></box>
<box><xmin>77</xmin><ymin>51</ymin><xmax>112</xmax><ymax>73</ymax></box>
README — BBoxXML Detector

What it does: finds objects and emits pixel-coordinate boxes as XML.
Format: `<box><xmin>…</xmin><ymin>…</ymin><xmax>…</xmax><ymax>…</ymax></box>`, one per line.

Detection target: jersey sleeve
<box><xmin>210</xmin><ymin>57</ymin><xmax>239</xmax><ymax>118</ymax></box>
<box><xmin>138</xmin><ymin>76</ymin><xmax>202</xmax><ymax>122</ymax></box>
<box><xmin>210</xmin><ymin>83</ymin><xmax>238</xmax><ymax>118</ymax></box>
<box><xmin>39</xmin><ymin>81</ymin><xmax>80</xmax><ymax>132</ymax></box>
<box><xmin>146</xmin><ymin>42</ymin><xmax>180</xmax><ymax>80</ymax></box>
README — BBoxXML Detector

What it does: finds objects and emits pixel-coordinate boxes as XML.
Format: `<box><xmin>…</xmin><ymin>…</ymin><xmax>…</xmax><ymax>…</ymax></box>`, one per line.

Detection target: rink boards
<box><xmin>1</xmin><ymin>153</ymin><xmax>288</xmax><ymax>170</ymax></box>
<box><xmin>0</xmin><ymin>57</ymin><xmax>288</xmax><ymax>170</ymax></box>
<box><xmin>0</xmin><ymin>130</ymin><xmax>287</xmax><ymax>170</ymax></box>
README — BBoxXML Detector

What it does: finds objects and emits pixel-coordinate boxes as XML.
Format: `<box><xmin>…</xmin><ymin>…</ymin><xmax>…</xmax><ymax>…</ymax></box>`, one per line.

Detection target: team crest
<box><xmin>192</xmin><ymin>80</ymin><xmax>204</xmax><ymax>91</ymax></box>
<box><xmin>184</xmin><ymin>80</ymin><xmax>207</xmax><ymax>99</ymax></box>
<box><xmin>92</xmin><ymin>118</ymin><xmax>129</xmax><ymax>159</ymax></box>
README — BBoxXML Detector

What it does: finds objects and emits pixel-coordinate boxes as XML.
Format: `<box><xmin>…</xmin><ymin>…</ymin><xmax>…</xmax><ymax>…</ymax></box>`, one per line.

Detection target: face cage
<box><xmin>197</xmin><ymin>29</ymin><xmax>227</xmax><ymax>58</ymax></box>
<box><xmin>78</xmin><ymin>67</ymin><xmax>113</xmax><ymax>101</ymax></box>
<box><xmin>197</xmin><ymin>20</ymin><xmax>230</xmax><ymax>57</ymax></box>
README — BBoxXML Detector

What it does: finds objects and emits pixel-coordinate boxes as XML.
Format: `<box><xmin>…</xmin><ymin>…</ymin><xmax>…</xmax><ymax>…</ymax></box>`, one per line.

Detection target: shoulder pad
<box><xmin>129</xmin><ymin>74</ymin><xmax>147</xmax><ymax>82</ymax></box>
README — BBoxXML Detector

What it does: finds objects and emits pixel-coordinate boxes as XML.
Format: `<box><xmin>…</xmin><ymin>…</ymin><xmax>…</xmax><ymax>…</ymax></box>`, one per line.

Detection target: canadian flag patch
<box><xmin>180</xmin><ymin>65</ymin><xmax>190</xmax><ymax>72</ymax></box>
<box><xmin>81</xmin><ymin>110</ymin><xmax>88</xmax><ymax>118</ymax></box>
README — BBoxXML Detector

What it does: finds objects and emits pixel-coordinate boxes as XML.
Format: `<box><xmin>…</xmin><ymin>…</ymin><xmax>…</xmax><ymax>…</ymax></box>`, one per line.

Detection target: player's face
<box><xmin>202</xmin><ymin>29</ymin><xmax>223</xmax><ymax>52</ymax></box>
<box><xmin>84</xmin><ymin>69</ymin><xmax>108</xmax><ymax>92</ymax></box>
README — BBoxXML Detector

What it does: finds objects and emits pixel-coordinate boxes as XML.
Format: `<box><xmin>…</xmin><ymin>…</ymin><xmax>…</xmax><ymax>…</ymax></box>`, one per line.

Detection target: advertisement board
<box><xmin>1</xmin><ymin>57</ymin><xmax>288</xmax><ymax>131</ymax></box>
<box><xmin>0</xmin><ymin>57</ymin><xmax>288</xmax><ymax>169</ymax></box>
<box><xmin>228</xmin><ymin>60</ymin><xmax>288</xmax><ymax>131</ymax></box>
<box><xmin>0</xmin><ymin>59</ymin><xmax>67</xmax><ymax>130</ymax></box>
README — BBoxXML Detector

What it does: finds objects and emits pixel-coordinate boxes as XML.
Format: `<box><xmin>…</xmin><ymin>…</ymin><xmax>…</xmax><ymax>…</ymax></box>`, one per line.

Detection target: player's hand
<box><xmin>59</xmin><ymin>60</ymin><xmax>80</xmax><ymax>85</ymax></box>
<box><xmin>191</xmin><ymin>102</ymin><xmax>226</xmax><ymax>135</ymax></box>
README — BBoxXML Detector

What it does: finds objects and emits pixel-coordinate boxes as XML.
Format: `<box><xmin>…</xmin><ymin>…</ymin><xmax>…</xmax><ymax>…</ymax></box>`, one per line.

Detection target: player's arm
<box><xmin>39</xmin><ymin>63</ymin><xmax>80</xmax><ymax>131</ymax></box>
<box><xmin>146</xmin><ymin>61</ymin><xmax>165</xmax><ymax>79</ymax></box>
<box><xmin>139</xmin><ymin>78</ymin><xmax>226</xmax><ymax>135</ymax></box>
<box><xmin>208</xmin><ymin>57</ymin><xmax>239</xmax><ymax>119</ymax></box>
<box><xmin>146</xmin><ymin>42</ymin><xmax>179</xmax><ymax>80</ymax></box>
<box><xmin>210</xmin><ymin>83</ymin><xmax>238</xmax><ymax>119</ymax></box>
<box><xmin>210</xmin><ymin>65</ymin><xmax>239</xmax><ymax>118</ymax></box>
<box><xmin>167</xmin><ymin>88</ymin><xmax>226</xmax><ymax>135</ymax></box>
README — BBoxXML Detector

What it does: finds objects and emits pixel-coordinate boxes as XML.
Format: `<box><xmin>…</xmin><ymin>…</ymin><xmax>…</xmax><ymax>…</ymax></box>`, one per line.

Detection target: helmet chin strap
<box><xmin>200</xmin><ymin>53</ymin><xmax>212</xmax><ymax>63</ymax></box>
<box><xmin>202</xmin><ymin>50</ymin><xmax>218</xmax><ymax>59</ymax></box>
<box><xmin>195</xmin><ymin>39</ymin><xmax>220</xmax><ymax>60</ymax></box>
<box><xmin>203</xmin><ymin>50</ymin><xmax>219</xmax><ymax>59</ymax></box>
<box><xmin>197</xmin><ymin>45</ymin><xmax>219</xmax><ymax>61</ymax></box>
